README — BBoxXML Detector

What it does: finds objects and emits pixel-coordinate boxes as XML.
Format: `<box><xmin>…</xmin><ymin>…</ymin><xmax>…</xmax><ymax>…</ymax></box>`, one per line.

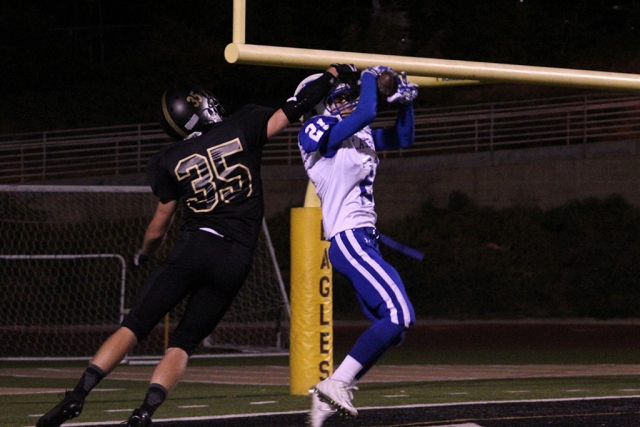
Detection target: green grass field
<box><xmin>3</xmin><ymin>348</ymin><xmax>640</xmax><ymax>427</ymax></box>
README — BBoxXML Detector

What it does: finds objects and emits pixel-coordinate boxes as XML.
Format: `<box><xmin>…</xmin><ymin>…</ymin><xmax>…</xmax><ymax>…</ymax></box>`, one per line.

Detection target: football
<box><xmin>377</xmin><ymin>70</ymin><xmax>398</xmax><ymax>98</ymax></box>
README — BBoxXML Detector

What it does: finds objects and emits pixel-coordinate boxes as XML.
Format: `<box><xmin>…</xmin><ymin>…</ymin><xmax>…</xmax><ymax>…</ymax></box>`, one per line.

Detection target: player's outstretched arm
<box><xmin>268</xmin><ymin>65</ymin><xmax>355</xmax><ymax>138</ymax></box>
<box><xmin>373</xmin><ymin>102</ymin><xmax>415</xmax><ymax>150</ymax></box>
<box><xmin>324</xmin><ymin>67</ymin><xmax>380</xmax><ymax>149</ymax></box>
<box><xmin>132</xmin><ymin>200</ymin><xmax>177</xmax><ymax>268</ymax></box>
<box><xmin>374</xmin><ymin>72</ymin><xmax>417</xmax><ymax>150</ymax></box>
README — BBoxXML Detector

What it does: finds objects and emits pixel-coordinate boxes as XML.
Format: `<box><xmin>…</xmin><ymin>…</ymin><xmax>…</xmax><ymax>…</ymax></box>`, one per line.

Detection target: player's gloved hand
<box><xmin>130</xmin><ymin>250</ymin><xmax>149</xmax><ymax>270</ymax></box>
<box><xmin>386</xmin><ymin>72</ymin><xmax>418</xmax><ymax>104</ymax></box>
<box><xmin>331</xmin><ymin>63</ymin><xmax>358</xmax><ymax>81</ymax></box>
<box><xmin>361</xmin><ymin>65</ymin><xmax>394</xmax><ymax>78</ymax></box>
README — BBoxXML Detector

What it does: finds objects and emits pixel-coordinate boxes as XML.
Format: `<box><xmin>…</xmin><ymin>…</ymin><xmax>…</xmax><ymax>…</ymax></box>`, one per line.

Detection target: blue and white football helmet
<box><xmin>325</xmin><ymin>83</ymin><xmax>359</xmax><ymax>119</ymax></box>
<box><xmin>292</xmin><ymin>74</ymin><xmax>359</xmax><ymax>122</ymax></box>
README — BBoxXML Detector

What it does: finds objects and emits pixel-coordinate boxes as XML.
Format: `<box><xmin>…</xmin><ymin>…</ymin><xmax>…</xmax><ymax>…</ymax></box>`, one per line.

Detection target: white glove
<box><xmin>386</xmin><ymin>72</ymin><xmax>418</xmax><ymax>104</ymax></box>
<box><xmin>361</xmin><ymin>65</ymin><xmax>394</xmax><ymax>78</ymax></box>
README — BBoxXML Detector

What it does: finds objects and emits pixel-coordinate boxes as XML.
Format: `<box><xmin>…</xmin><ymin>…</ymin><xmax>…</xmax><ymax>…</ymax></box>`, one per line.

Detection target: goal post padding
<box><xmin>289</xmin><ymin>181</ymin><xmax>334</xmax><ymax>395</ymax></box>
<box><xmin>0</xmin><ymin>185</ymin><xmax>289</xmax><ymax>360</ymax></box>
<box><xmin>289</xmin><ymin>207</ymin><xmax>333</xmax><ymax>395</ymax></box>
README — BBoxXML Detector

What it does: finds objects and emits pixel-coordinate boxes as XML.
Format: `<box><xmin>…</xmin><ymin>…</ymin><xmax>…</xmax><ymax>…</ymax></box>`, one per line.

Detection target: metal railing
<box><xmin>2</xmin><ymin>93</ymin><xmax>640</xmax><ymax>184</ymax></box>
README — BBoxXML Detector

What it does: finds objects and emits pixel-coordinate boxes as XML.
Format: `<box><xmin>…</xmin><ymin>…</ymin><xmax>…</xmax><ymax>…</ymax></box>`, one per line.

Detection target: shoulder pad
<box><xmin>299</xmin><ymin>115</ymin><xmax>339</xmax><ymax>153</ymax></box>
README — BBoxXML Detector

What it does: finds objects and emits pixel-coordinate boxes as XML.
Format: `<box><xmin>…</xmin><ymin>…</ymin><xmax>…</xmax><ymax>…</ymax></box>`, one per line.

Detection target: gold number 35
<box><xmin>186</xmin><ymin>91</ymin><xmax>203</xmax><ymax>108</ymax></box>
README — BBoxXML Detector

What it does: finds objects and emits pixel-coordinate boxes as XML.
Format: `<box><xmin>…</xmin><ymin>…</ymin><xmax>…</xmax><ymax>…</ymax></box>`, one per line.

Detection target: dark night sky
<box><xmin>2</xmin><ymin>0</ymin><xmax>639</xmax><ymax>133</ymax></box>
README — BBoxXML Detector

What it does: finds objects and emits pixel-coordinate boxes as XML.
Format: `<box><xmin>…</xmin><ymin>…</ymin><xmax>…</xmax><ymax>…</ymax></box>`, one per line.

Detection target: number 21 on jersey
<box><xmin>300</xmin><ymin>117</ymin><xmax>334</xmax><ymax>152</ymax></box>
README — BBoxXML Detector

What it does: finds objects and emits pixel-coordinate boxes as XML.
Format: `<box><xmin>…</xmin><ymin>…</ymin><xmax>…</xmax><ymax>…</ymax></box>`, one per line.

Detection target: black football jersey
<box><xmin>146</xmin><ymin>104</ymin><xmax>275</xmax><ymax>249</ymax></box>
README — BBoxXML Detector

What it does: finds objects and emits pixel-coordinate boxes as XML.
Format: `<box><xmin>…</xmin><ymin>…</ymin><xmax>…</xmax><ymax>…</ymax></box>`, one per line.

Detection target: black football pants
<box><xmin>121</xmin><ymin>230</ymin><xmax>254</xmax><ymax>354</ymax></box>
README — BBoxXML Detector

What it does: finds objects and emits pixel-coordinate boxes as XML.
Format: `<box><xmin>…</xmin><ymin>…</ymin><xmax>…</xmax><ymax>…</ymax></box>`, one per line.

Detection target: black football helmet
<box><xmin>159</xmin><ymin>85</ymin><xmax>226</xmax><ymax>140</ymax></box>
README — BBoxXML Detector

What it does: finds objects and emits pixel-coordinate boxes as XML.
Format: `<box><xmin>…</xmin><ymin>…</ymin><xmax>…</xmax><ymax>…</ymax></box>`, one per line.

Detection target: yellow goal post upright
<box><xmin>225</xmin><ymin>0</ymin><xmax>640</xmax><ymax>396</ymax></box>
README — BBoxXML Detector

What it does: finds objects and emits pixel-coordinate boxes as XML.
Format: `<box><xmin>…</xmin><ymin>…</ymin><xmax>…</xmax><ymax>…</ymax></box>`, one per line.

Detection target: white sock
<box><xmin>330</xmin><ymin>355</ymin><xmax>363</xmax><ymax>385</ymax></box>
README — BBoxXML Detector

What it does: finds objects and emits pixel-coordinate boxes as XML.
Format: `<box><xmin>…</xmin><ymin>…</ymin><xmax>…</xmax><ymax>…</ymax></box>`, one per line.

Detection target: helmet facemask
<box><xmin>198</xmin><ymin>91</ymin><xmax>225</xmax><ymax>125</ymax></box>
<box><xmin>325</xmin><ymin>84</ymin><xmax>359</xmax><ymax>119</ymax></box>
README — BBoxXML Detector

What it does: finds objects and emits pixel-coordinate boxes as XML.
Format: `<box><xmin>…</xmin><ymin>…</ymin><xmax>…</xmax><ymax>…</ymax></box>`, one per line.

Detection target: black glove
<box><xmin>331</xmin><ymin>63</ymin><xmax>358</xmax><ymax>81</ymax></box>
<box><xmin>130</xmin><ymin>250</ymin><xmax>149</xmax><ymax>270</ymax></box>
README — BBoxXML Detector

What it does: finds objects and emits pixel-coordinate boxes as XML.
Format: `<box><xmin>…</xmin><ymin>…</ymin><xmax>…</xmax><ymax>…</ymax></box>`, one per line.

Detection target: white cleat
<box><xmin>307</xmin><ymin>391</ymin><xmax>337</xmax><ymax>427</ymax></box>
<box><xmin>311</xmin><ymin>378</ymin><xmax>358</xmax><ymax>418</ymax></box>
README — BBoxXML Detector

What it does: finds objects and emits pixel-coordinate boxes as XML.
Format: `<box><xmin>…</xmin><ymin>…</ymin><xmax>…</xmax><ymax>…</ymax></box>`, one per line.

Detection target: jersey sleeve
<box><xmin>229</xmin><ymin>104</ymin><xmax>275</xmax><ymax>150</ymax></box>
<box><xmin>373</xmin><ymin>102</ymin><xmax>415</xmax><ymax>150</ymax></box>
<box><xmin>298</xmin><ymin>115</ymin><xmax>340</xmax><ymax>154</ymax></box>
<box><xmin>145</xmin><ymin>152</ymin><xmax>180</xmax><ymax>203</ymax></box>
<box><xmin>323</xmin><ymin>72</ymin><xmax>378</xmax><ymax>153</ymax></box>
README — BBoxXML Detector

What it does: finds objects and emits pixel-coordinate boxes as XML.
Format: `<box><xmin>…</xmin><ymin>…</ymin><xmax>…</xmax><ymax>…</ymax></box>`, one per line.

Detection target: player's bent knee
<box><xmin>388</xmin><ymin>323</ymin><xmax>410</xmax><ymax>347</ymax></box>
<box><xmin>394</xmin><ymin>330</ymin><xmax>407</xmax><ymax>347</ymax></box>
<box><xmin>120</xmin><ymin>316</ymin><xmax>155</xmax><ymax>344</ymax></box>
<box><xmin>167</xmin><ymin>336</ymin><xmax>200</xmax><ymax>356</ymax></box>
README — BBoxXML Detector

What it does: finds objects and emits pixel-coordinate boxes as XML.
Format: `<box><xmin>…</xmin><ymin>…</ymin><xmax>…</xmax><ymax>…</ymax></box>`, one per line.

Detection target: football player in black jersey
<box><xmin>36</xmin><ymin>63</ymin><xmax>358</xmax><ymax>427</ymax></box>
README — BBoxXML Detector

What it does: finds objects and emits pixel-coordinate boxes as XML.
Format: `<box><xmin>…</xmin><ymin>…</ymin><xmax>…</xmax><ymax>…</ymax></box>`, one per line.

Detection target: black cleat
<box><xmin>36</xmin><ymin>390</ymin><xmax>84</xmax><ymax>427</ymax></box>
<box><xmin>125</xmin><ymin>408</ymin><xmax>152</xmax><ymax>427</ymax></box>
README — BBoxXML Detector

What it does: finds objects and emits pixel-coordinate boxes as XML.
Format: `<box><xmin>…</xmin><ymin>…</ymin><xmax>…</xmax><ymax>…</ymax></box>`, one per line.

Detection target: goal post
<box><xmin>0</xmin><ymin>185</ymin><xmax>290</xmax><ymax>360</ymax></box>
<box><xmin>227</xmin><ymin>0</ymin><xmax>640</xmax><ymax>91</ymax></box>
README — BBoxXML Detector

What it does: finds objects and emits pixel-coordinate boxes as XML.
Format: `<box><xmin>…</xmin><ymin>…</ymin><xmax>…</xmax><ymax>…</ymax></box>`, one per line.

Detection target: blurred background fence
<box><xmin>2</xmin><ymin>93</ymin><xmax>640</xmax><ymax>184</ymax></box>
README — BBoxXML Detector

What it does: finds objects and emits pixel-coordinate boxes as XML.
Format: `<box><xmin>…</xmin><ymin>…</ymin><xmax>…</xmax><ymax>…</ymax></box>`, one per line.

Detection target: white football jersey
<box><xmin>299</xmin><ymin>115</ymin><xmax>379</xmax><ymax>240</ymax></box>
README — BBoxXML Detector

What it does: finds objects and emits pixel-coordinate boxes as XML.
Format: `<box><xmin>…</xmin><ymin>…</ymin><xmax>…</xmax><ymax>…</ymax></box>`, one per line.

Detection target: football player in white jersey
<box><xmin>296</xmin><ymin>66</ymin><xmax>419</xmax><ymax>426</ymax></box>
